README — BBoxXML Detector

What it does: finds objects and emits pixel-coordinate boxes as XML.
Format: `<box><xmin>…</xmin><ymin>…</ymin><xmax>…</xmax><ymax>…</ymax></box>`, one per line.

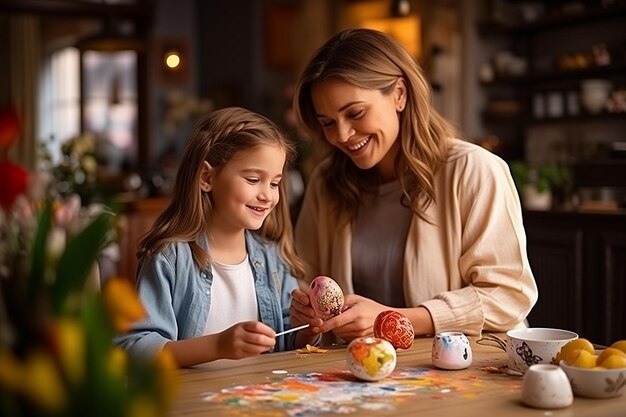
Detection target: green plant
<box><xmin>0</xmin><ymin>165</ymin><xmax>178</xmax><ymax>416</ymax></box>
<box><xmin>510</xmin><ymin>161</ymin><xmax>570</xmax><ymax>195</ymax></box>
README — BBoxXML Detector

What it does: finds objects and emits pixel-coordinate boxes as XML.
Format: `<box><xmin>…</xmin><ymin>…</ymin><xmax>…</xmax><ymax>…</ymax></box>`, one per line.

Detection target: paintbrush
<box><xmin>275</xmin><ymin>324</ymin><xmax>310</xmax><ymax>337</ymax></box>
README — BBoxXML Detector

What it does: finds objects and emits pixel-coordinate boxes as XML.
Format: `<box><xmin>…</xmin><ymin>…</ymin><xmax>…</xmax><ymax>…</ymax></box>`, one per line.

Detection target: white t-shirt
<box><xmin>204</xmin><ymin>255</ymin><xmax>259</xmax><ymax>335</ymax></box>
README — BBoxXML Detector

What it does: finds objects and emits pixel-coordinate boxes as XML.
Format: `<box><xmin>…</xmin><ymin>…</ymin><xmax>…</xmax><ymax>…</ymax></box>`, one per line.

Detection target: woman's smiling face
<box><xmin>311</xmin><ymin>77</ymin><xmax>406</xmax><ymax>180</ymax></box>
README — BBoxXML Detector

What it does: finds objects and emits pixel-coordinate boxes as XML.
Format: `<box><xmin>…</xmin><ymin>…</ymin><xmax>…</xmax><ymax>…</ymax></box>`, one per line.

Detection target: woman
<box><xmin>289</xmin><ymin>28</ymin><xmax>538</xmax><ymax>342</ymax></box>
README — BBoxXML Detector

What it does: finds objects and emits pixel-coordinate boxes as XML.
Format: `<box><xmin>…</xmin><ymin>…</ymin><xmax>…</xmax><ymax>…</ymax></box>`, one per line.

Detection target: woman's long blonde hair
<box><xmin>294</xmin><ymin>28</ymin><xmax>456</xmax><ymax>221</ymax></box>
<box><xmin>138</xmin><ymin>107</ymin><xmax>305</xmax><ymax>280</ymax></box>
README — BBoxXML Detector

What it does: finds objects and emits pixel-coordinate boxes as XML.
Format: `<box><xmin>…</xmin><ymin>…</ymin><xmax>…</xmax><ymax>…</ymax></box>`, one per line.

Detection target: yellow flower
<box><xmin>154</xmin><ymin>347</ymin><xmax>177</xmax><ymax>372</ymax></box>
<box><xmin>154</xmin><ymin>347</ymin><xmax>180</xmax><ymax>407</ymax></box>
<box><xmin>23</xmin><ymin>350</ymin><xmax>67</xmax><ymax>412</ymax></box>
<box><xmin>103</xmin><ymin>276</ymin><xmax>146</xmax><ymax>332</ymax></box>
<box><xmin>0</xmin><ymin>347</ymin><xmax>25</xmax><ymax>392</ymax></box>
<box><xmin>51</xmin><ymin>317</ymin><xmax>85</xmax><ymax>383</ymax></box>
<box><xmin>107</xmin><ymin>346</ymin><xmax>129</xmax><ymax>377</ymax></box>
<box><xmin>127</xmin><ymin>395</ymin><xmax>161</xmax><ymax>417</ymax></box>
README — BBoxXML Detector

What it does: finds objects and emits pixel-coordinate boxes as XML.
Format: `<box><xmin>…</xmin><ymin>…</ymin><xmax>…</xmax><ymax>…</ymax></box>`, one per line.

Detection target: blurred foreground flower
<box><xmin>0</xmin><ymin>162</ymin><xmax>177</xmax><ymax>416</ymax></box>
<box><xmin>40</xmin><ymin>133</ymin><xmax>101</xmax><ymax>205</ymax></box>
<box><xmin>102</xmin><ymin>277</ymin><xmax>146</xmax><ymax>333</ymax></box>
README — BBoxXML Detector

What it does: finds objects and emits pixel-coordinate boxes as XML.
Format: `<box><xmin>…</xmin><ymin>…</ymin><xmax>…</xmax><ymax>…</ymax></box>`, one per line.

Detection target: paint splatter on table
<box><xmin>200</xmin><ymin>367</ymin><xmax>522</xmax><ymax>417</ymax></box>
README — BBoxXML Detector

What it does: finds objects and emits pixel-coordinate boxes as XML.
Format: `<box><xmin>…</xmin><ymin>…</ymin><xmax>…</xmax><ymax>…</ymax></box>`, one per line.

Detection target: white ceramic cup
<box><xmin>506</xmin><ymin>328</ymin><xmax>578</xmax><ymax>374</ymax></box>
<box><xmin>521</xmin><ymin>364</ymin><xmax>573</xmax><ymax>409</ymax></box>
<box><xmin>432</xmin><ymin>332</ymin><xmax>473</xmax><ymax>370</ymax></box>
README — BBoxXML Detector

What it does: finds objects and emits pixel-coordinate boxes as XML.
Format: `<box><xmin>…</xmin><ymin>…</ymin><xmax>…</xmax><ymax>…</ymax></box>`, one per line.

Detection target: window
<box><xmin>39</xmin><ymin>47</ymin><xmax>80</xmax><ymax>163</ymax></box>
<box><xmin>83</xmin><ymin>50</ymin><xmax>138</xmax><ymax>171</ymax></box>
<box><xmin>38</xmin><ymin>47</ymin><xmax>138</xmax><ymax>171</ymax></box>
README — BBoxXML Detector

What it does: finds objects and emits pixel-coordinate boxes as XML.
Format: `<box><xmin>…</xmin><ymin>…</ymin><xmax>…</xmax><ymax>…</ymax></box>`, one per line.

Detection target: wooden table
<box><xmin>169</xmin><ymin>335</ymin><xmax>626</xmax><ymax>416</ymax></box>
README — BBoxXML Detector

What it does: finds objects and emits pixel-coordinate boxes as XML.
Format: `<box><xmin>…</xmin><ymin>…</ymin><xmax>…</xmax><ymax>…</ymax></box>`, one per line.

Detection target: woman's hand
<box><xmin>289</xmin><ymin>288</ymin><xmax>324</xmax><ymax>335</ymax></box>
<box><xmin>290</xmin><ymin>288</ymin><xmax>325</xmax><ymax>348</ymax></box>
<box><xmin>318</xmin><ymin>294</ymin><xmax>388</xmax><ymax>341</ymax></box>
<box><xmin>217</xmin><ymin>321</ymin><xmax>276</xmax><ymax>359</ymax></box>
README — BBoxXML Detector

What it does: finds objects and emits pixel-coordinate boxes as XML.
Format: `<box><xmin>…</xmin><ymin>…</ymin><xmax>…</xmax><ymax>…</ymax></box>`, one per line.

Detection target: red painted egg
<box><xmin>373</xmin><ymin>310</ymin><xmax>415</xmax><ymax>350</ymax></box>
<box><xmin>309</xmin><ymin>275</ymin><xmax>344</xmax><ymax>320</ymax></box>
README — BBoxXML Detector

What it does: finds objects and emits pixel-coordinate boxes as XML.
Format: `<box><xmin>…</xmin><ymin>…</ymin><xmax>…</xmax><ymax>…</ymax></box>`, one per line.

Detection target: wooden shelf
<box><xmin>478</xmin><ymin>1</ymin><xmax>626</xmax><ymax>163</ymax></box>
<box><xmin>530</xmin><ymin>112</ymin><xmax>626</xmax><ymax>125</ymax></box>
<box><xmin>481</xmin><ymin>110</ymin><xmax>524</xmax><ymax>125</ymax></box>
<box><xmin>482</xmin><ymin>109</ymin><xmax>626</xmax><ymax>126</ymax></box>
<box><xmin>573</xmin><ymin>159</ymin><xmax>626</xmax><ymax>187</ymax></box>
<box><xmin>481</xmin><ymin>64</ymin><xmax>626</xmax><ymax>87</ymax></box>
<box><xmin>478</xmin><ymin>5</ymin><xmax>626</xmax><ymax>35</ymax></box>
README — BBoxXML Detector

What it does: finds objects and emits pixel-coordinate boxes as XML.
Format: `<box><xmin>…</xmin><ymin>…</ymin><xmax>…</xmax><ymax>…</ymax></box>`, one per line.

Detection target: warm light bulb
<box><xmin>392</xmin><ymin>0</ymin><xmax>411</xmax><ymax>17</ymax></box>
<box><xmin>165</xmin><ymin>52</ymin><xmax>181</xmax><ymax>69</ymax></box>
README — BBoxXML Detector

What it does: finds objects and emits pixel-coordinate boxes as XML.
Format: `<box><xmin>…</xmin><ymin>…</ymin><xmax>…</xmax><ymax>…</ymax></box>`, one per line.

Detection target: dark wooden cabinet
<box><xmin>524</xmin><ymin>210</ymin><xmax>626</xmax><ymax>345</ymax></box>
<box><xmin>592</xmin><ymin>230</ymin><xmax>626</xmax><ymax>344</ymax></box>
<box><xmin>526</xmin><ymin>226</ymin><xmax>583</xmax><ymax>333</ymax></box>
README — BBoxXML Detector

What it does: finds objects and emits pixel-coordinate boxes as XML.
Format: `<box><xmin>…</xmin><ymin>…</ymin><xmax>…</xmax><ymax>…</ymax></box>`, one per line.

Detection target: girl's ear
<box><xmin>199</xmin><ymin>161</ymin><xmax>213</xmax><ymax>192</ymax></box>
<box><xmin>394</xmin><ymin>77</ymin><xmax>407</xmax><ymax>112</ymax></box>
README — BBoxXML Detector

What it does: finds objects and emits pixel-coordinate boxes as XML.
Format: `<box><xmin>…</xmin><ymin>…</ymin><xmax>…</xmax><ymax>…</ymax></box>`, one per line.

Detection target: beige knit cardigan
<box><xmin>295</xmin><ymin>139</ymin><xmax>538</xmax><ymax>335</ymax></box>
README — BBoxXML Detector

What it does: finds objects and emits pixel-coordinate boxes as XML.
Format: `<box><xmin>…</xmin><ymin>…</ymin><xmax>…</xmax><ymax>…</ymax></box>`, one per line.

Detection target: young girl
<box><xmin>115</xmin><ymin>107</ymin><xmax>317</xmax><ymax>366</ymax></box>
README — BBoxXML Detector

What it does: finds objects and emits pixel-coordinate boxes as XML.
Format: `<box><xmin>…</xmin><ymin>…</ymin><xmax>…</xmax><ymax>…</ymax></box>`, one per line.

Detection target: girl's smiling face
<box><xmin>207</xmin><ymin>143</ymin><xmax>286</xmax><ymax>234</ymax></box>
<box><xmin>311</xmin><ymin>77</ymin><xmax>406</xmax><ymax>181</ymax></box>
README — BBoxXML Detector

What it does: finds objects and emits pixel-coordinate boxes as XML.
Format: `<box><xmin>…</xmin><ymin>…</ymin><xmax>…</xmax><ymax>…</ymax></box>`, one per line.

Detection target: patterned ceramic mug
<box><xmin>432</xmin><ymin>332</ymin><xmax>473</xmax><ymax>370</ymax></box>
<box><xmin>506</xmin><ymin>328</ymin><xmax>578</xmax><ymax>374</ymax></box>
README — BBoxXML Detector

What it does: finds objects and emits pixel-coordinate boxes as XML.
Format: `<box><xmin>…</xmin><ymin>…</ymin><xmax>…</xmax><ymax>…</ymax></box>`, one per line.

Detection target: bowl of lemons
<box><xmin>559</xmin><ymin>339</ymin><xmax>626</xmax><ymax>399</ymax></box>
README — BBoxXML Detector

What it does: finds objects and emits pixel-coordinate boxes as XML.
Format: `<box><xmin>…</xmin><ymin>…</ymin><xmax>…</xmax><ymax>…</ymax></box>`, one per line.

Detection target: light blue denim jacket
<box><xmin>114</xmin><ymin>230</ymin><xmax>299</xmax><ymax>360</ymax></box>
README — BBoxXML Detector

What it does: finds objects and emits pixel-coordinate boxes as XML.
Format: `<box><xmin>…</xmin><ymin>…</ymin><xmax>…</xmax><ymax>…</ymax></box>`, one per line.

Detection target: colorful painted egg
<box><xmin>309</xmin><ymin>275</ymin><xmax>344</xmax><ymax>320</ymax></box>
<box><xmin>345</xmin><ymin>337</ymin><xmax>397</xmax><ymax>381</ymax></box>
<box><xmin>373</xmin><ymin>310</ymin><xmax>415</xmax><ymax>350</ymax></box>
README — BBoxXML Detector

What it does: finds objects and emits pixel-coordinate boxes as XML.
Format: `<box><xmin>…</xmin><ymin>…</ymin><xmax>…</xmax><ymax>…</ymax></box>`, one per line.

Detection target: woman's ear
<box><xmin>199</xmin><ymin>161</ymin><xmax>213</xmax><ymax>192</ymax></box>
<box><xmin>394</xmin><ymin>77</ymin><xmax>407</xmax><ymax>112</ymax></box>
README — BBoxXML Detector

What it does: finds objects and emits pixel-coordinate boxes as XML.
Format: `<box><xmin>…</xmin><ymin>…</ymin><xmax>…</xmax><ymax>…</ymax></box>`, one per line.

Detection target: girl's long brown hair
<box><xmin>137</xmin><ymin>107</ymin><xmax>305</xmax><ymax>280</ymax></box>
<box><xmin>294</xmin><ymin>28</ymin><xmax>457</xmax><ymax>221</ymax></box>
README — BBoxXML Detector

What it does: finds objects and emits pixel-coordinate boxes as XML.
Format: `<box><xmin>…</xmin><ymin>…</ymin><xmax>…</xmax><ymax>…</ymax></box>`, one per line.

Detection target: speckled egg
<box><xmin>373</xmin><ymin>310</ymin><xmax>415</xmax><ymax>350</ymax></box>
<box><xmin>308</xmin><ymin>275</ymin><xmax>344</xmax><ymax>320</ymax></box>
<box><xmin>346</xmin><ymin>337</ymin><xmax>397</xmax><ymax>381</ymax></box>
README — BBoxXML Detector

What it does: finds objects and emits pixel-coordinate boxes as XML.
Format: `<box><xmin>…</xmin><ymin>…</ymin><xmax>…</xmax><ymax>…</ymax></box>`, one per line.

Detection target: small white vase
<box><xmin>523</xmin><ymin>184</ymin><xmax>552</xmax><ymax>210</ymax></box>
<box><xmin>521</xmin><ymin>364</ymin><xmax>573</xmax><ymax>409</ymax></box>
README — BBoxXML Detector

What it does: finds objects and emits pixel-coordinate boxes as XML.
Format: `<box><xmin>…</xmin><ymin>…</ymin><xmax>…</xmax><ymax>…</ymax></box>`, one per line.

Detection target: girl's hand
<box><xmin>217</xmin><ymin>321</ymin><xmax>276</xmax><ymax>359</ymax></box>
<box><xmin>318</xmin><ymin>294</ymin><xmax>387</xmax><ymax>341</ymax></box>
<box><xmin>289</xmin><ymin>288</ymin><xmax>324</xmax><ymax>335</ymax></box>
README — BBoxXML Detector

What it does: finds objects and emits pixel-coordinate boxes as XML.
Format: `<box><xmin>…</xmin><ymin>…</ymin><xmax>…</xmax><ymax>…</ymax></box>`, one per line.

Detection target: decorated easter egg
<box><xmin>373</xmin><ymin>310</ymin><xmax>415</xmax><ymax>350</ymax></box>
<box><xmin>309</xmin><ymin>275</ymin><xmax>344</xmax><ymax>320</ymax></box>
<box><xmin>346</xmin><ymin>337</ymin><xmax>397</xmax><ymax>381</ymax></box>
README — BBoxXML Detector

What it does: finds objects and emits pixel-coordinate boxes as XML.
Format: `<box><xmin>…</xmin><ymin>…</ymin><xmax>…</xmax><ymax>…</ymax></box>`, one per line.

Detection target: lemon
<box><xmin>558</xmin><ymin>338</ymin><xmax>594</xmax><ymax>364</ymax></box>
<box><xmin>610</xmin><ymin>340</ymin><xmax>626</xmax><ymax>355</ymax></box>
<box><xmin>597</xmin><ymin>347</ymin><xmax>626</xmax><ymax>367</ymax></box>
<box><xmin>569</xmin><ymin>349</ymin><xmax>597</xmax><ymax>368</ymax></box>
<box><xmin>600</xmin><ymin>354</ymin><xmax>626</xmax><ymax>369</ymax></box>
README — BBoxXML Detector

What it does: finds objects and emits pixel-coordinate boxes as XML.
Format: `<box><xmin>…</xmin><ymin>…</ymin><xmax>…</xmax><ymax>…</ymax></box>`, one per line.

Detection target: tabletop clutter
<box><xmin>308</xmin><ymin>275</ymin><xmax>626</xmax><ymax>410</ymax></box>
